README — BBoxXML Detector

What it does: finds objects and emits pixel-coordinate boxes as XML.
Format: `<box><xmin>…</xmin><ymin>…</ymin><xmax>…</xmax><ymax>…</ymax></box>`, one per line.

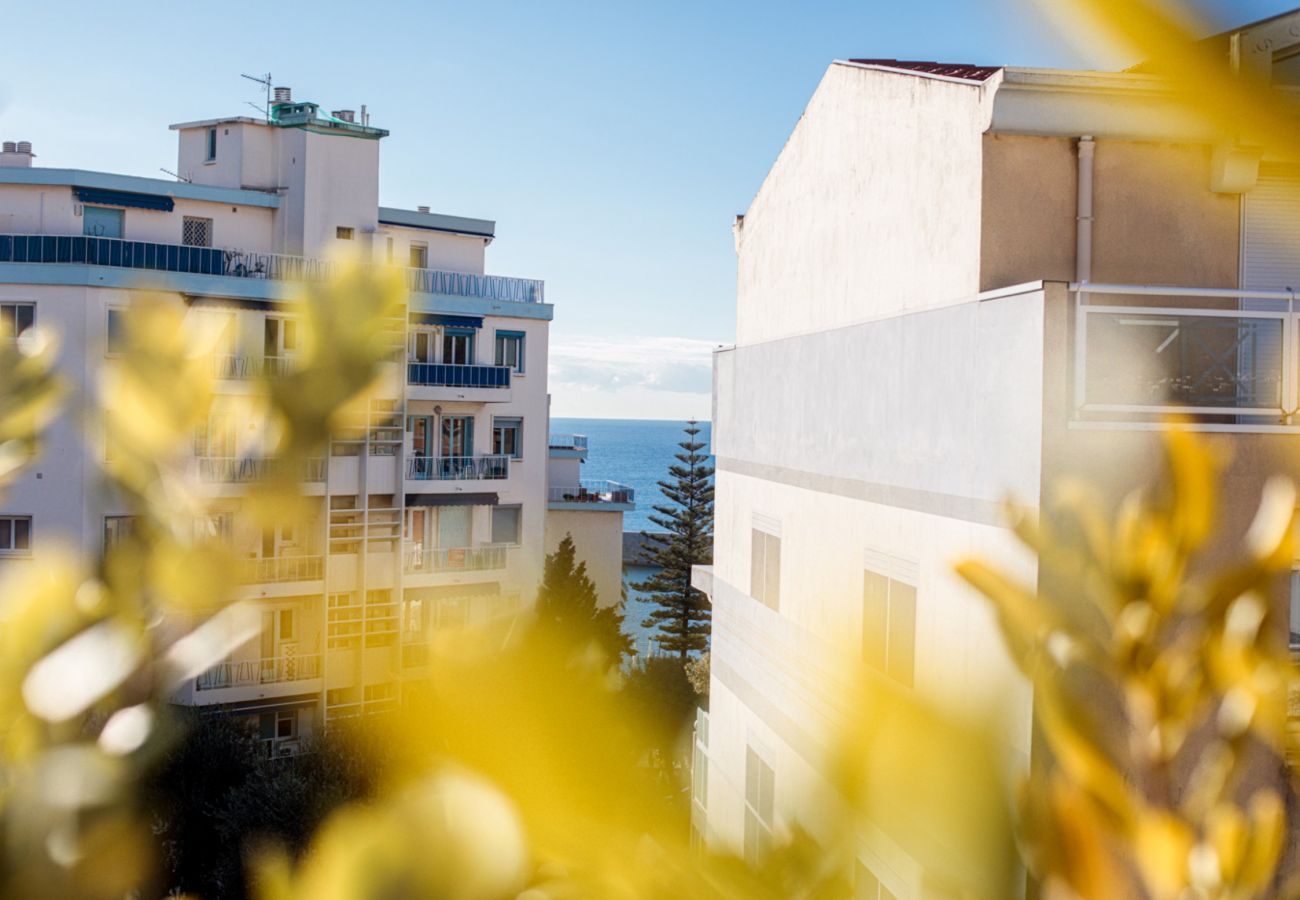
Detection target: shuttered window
<box><xmin>1243</xmin><ymin>165</ymin><xmax>1300</xmax><ymax>292</ymax></box>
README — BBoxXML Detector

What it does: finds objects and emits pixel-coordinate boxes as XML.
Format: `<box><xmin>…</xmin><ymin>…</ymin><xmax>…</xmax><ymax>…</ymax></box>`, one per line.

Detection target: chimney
<box><xmin>332</xmin><ymin>109</ymin><xmax>355</xmax><ymax>123</ymax></box>
<box><xmin>273</xmin><ymin>86</ymin><xmax>292</xmax><ymax>103</ymax></box>
<box><xmin>417</xmin><ymin>206</ymin><xmax>430</xmax><ymax>214</ymax></box>
<box><xmin>0</xmin><ymin>140</ymin><xmax>34</xmax><ymax>168</ymax></box>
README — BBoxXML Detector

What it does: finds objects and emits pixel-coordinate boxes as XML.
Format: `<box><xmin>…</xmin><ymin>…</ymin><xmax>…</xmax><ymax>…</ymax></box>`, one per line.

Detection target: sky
<box><xmin>1</xmin><ymin>0</ymin><xmax>1294</xmax><ymax>419</ymax></box>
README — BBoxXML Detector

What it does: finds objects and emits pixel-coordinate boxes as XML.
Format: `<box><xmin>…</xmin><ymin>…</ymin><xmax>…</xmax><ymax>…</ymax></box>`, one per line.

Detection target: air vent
<box><xmin>273</xmin><ymin>86</ymin><xmax>292</xmax><ymax>102</ymax></box>
<box><xmin>332</xmin><ymin>109</ymin><xmax>355</xmax><ymax>123</ymax></box>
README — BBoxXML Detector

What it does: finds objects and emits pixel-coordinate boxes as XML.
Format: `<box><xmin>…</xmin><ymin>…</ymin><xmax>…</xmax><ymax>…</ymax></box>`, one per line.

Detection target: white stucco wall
<box><xmin>735</xmin><ymin>63</ymin><xmax>994</xmax><ymax>344</ymax></box>
<box><xmin>543</xmin><ymin>507</ymin><xmax>626</xmax><ymax>609</ymax></box>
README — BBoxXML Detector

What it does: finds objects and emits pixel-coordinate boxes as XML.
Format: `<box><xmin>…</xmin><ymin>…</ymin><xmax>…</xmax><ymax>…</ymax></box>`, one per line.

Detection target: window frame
<box><xmin>0</xmin><ymin>302</ymin><xmax>35</xmax><ymax>342</ymax></box>
<box><xmin>182</xmin><ymin>216</ymin><xmax>214</xmax><ymax>248</ymax></box>
<box><xmin>862</xmin><ymin>568</ymin><xmax>917</xmax><ymax>688</ymax></box>
<box><xmin>491</xmin><ymin>504</ymin><xmax>522</xmax><ymax>546</ymax></box>
<box><xmin>0</xmin><ymin>515</ymin><xmax>33</xmax><ymax>555</ymax></box>
<box><xmin>750</xmin><ymin>528</ymin><xmax>781</xmax><ymax>610</ymax></box>
<box><xmin>204</xmin><ymin>127</ymin><xmax>218</xmax><ymax>162</ymax></box>
<box><xmin>105</xmin><ymin>306</ymin><xmax>126</xmax><ymax>356</ymax></box>
<box><xmin>409</xmin><ymin>242</ymin><xmax>428</xmax><ymax>269</ymax></box>
<box><xmin>494</xmin><ymin>330</ymin><xmax>526</xmax><ymax>374</ymax></box>
<box><xmin>743</xmin><ymin>746</ymin><xmax>775</xmax><ymax>865</ymax></box>
<box><xmin>336</xmin><ymin>226</ymin><xmax>355</xmax><ymax>240</ymax></box>
<box><xmin>492</xmin><ymin>417</ymin><xmax>524</xmax><ymax>460</ymax></box>
<box><xmin>82</xmin><ymin>205</ymin><xmax>124</xmax><ymax>238</ymax></box>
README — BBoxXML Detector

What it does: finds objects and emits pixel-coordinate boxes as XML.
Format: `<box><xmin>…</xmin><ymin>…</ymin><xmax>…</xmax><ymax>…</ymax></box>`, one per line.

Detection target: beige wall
<box><xmin>544</xmin><ymin>508</ymin><xmax>625</xmax><ymax>609</ymax></box>
<box><xmin>980</xmin><ymin>135</ymin><xmax>1242</xmax><ymax>291</ymax></box>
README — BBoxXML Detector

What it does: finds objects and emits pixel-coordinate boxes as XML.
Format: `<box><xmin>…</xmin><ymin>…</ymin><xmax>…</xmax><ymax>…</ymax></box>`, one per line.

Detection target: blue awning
<box><xmin>73</xmin><ymin>186</ymin><xmax>175</xmax><ymax>212</ymax></box>
<box><xmin>410</xmin><ymin>313</ymin><xmax>483</xmax><ymax>329</ymax></box>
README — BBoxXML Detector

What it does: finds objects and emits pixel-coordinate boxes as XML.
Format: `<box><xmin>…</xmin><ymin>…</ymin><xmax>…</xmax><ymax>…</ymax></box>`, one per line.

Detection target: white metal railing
<box><xmin>197</xmin><ymin>456</ymin><xmax>268</xmax><ymax>482</ymax></box>
<box><xmin>0</xmin><ymin>233</ymin><xmax>544</xmax><ymax>304</ymax></box>
<box><xmin>403</xmin><ymin>542</ymin><xmax>509</xmax><ymax>573</ymax></box>
<box><xmin>547</xmin><ymin>480</ymin><xmax>635</xmax><ymax>504</ymax></box>
<box><xmin>547</xmin><ymin>433</ymin><xmax>588</xmax><ymax>451</ymax></box>
<box><xmin>237</xmin><ymin>554</ymin><xmax>324</xmax><ymax>584</ymax></box>
<box><xmin>405</xmin><ymin>455</ymin><xmax>509</xmax><ymax>480</ymax></box>
<box><xmin>196</xmin><ymin>653</ymin><xmax>322</xmax><ymax>690</ymax></box>
<box><xmin>1072</xmin><ymin>284</ymin><xmax>1300</xmax><ymax>420</ymax></box>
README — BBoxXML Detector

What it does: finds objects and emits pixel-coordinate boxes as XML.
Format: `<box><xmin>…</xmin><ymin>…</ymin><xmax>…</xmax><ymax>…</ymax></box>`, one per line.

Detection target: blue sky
<box><xmin>0</xmin><ymin>0</ymin><xmax>1292</xmax><ymax>418</ymax></box>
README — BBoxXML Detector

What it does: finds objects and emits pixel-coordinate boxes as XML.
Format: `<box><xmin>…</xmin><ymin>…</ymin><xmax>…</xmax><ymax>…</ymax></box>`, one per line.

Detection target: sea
<box><xmin>550</xmin><ymin>417</ymin><xmax>713</xmax><ymax>661</ymax></box>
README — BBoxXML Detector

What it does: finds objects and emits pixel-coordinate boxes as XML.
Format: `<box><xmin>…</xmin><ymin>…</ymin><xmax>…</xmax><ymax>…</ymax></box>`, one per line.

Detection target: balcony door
<box><xmin>408</xmin><ymin>329</ymin><xmax>435</xmax><ymax>363</ymax></box>
<box><xmin>260</xmin><ymin>607</ymin><xmax>297</xmax><ymax>680</ymax></box>
<box><xmin>410</xmin><ymin>416</ymin><xmax>434</xmax><ymax>457</ymax></box>
<box><xmin>443</xmin><ymin>329</ymin><xmax>475</xmax><ymax>365</ymax></box>
<box><xmin>440</xmin><ymin>416</ymin><xmax>473</xmax><ymax>458</ymax></box>
<box><xmin>264</xmin><ymin>317</ymin><xmax>299</xmax><ymax>369</ymax></box>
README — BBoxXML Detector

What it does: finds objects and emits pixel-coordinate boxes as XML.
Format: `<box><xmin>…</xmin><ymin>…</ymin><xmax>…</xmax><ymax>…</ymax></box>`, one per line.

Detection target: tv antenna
<box><xmin>241</xmin><ymin>72</ymin><xmax>272</xmax><ymax>121</ymax></box>
<box><xmin>159</xmin><ymin>166</ymin><xmax>191</xmax><ymax>184</ymax></box>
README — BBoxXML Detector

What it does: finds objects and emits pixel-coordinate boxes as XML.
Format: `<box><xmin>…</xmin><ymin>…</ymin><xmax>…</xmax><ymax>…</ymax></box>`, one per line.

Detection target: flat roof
<box><xmin>169</xmin><ymin>116</ymin><xmax>267</xmax><ymax>131</ymax></box>
<box><xmin>0</xmin><ymin>167</ymin><xmax>280</xmax><ymax>208</ymax></box>
<box><xmin>378</xmin><ymin>206</ymin><xmax>495</xmax><ymax>239</ymax></box>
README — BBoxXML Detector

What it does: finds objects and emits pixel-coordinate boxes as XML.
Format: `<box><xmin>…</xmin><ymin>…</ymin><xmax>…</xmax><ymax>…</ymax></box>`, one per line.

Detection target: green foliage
<box><xmin>633</xmin><ymin>420</ymin><xmax>714</xmax><ymax>659</ymax></box>
<box><xmin>143</xmin><ymin>712</ymin><xmax>376</xmax><ymax>899</ymax></box>
<box><xmin>535</xmin><ymin>533</ymin><xmax>633</xmax><ymax>666</ymax></box>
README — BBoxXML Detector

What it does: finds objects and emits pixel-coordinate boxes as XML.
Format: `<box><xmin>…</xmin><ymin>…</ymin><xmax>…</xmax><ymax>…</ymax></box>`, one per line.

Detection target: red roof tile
<box><xmin>846</xmin><ymin>59</ymin><xmax>1003</xmax><ymax>82</ymax></box>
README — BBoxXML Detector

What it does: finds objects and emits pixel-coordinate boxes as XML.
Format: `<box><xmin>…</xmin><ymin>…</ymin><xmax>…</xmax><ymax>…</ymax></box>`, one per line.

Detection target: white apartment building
<box><xmin>0</xmin><ymin>88</ymin><xmax>569</xmax><ymax>749</ymax></box>
<box><xmin>696</xmin><ymin>11</ymin><xmax>1300</xmax><ymax>896</ymax></box>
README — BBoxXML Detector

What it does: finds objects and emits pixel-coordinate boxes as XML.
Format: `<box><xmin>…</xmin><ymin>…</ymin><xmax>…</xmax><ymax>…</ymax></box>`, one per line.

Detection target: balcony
<box><xmin>547</xmin><ymin>480</ymin><xmax>635</xmax><ymax>511</ymax></box>
<box><xmin>548</xmin><ymin>433</ymin><xmax>588</xmax><ymax>459</ymax></box>
<box><xmin>406</xmin><ymin>362</ymin><xmax>512</xmax><ymax>402</ymax></box>
<box><xmin>403</xmin><ymin>542</ymin><xmax>509</xmax><ymax>574</ymax></box>
<box><xmin>0</xmin><ymin>233</ymin><xmax>544</xmax><ymax>304</ymax></box>
<box><xmin>212</xmin><ymin>354</ymin><xmax>298</xmax><ymax>380</ymax></box>
<box><xmin>196</xmin><ymin>653</ymin><xmax>322</xmax><ymax>691</ymax></box>
<box><xmin>237</xmin><ymin>554</ymin><xmax>323</xmax><ymax>584</ymax></box>
<box><xmin>1073</xmin><ymin>284</ymin><xmax>1300</xmax><ymax>425</ymax></box>
<box><xmin>196</xmin><ymin>456</ymin><xmax>326</xmax><ymax>483</ymax></box>
<box><xmin>406</xmin><ymin>455</ymin><xmax>509</xmax><ymax>481</ymax></box>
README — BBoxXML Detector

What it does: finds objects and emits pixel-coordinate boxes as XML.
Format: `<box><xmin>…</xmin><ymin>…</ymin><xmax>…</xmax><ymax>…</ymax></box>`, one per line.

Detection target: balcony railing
<box><xmin>196</xmin><ymin>653</ymin><xmax>322</xmax><ymax>691</ymax></box>
<box><xmin>403</xmin><ymin>542</ymin><xmax>509</xmax><ymax>574</ymax></box>
<box><xmin>407</xmin><ymin>362</ymin><xmax>511</xmax><ymax>389</ymax></box>
<box><xmin>547</xmin><ymin>434</ymin><xmax>588</xmax><ymax>451</ymax></box>
<box><xmin>1073</xmin><ymin>284</ymin><xmax>1300</xmax><ymax>420</ymax></box>
<box><xmin>197</xmin><ymin>456</ymin><xmax>325</xmax><ymax>483</ymax></box>
<box><xmin>406</xmin><ymin>455</ymin><xmax>509</xmax><ymax>480</ymax></box>
<box><xmin>0</xmin><ymin>233</ymin><xmax>544</xmax><ymax>304</ymax></box>
<box><xmin>211</xmin><ymin>354</ymin><xmax>299</xmax><ymax>380</ymax></box>
<box><xmin>237</xmin><ymin>554</ymin><xmax>324</xmax><ymax>584</ymax></box>
<box><xmin>547</xmin><ymin>480</ymin><xmax>635</xmax><ymax>504</ymax></box>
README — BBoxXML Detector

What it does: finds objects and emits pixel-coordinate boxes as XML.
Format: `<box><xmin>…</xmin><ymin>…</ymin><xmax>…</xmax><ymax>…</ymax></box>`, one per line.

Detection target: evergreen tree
<box><xmin>634</xmin><ymin>420</ymin><xmax>714</xmax><ymax>658</ymax></box>
<box><xmin>536</xmin><ymin>533</ymin><xmax>633</xmax><ymax>666</ymax></box>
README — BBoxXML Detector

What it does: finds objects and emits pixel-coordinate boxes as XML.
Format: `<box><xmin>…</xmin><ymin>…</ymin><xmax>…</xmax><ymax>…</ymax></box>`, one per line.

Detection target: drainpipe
<box><xmin>1076</xmin><ymin>136</ymin><xmax>1095</xmax><ymax>288</ymax></box>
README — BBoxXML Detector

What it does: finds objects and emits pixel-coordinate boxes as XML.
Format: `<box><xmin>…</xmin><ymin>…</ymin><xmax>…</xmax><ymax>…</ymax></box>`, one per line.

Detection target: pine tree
<box><xmin>536</xmin><ymin>533</ymin><xmax>633</xmax><ymax>666</ymax></box>
<box><xmin>633</xmin><ymin>420</ymin><xmax>714</xmax><ymax>659</ymax></box>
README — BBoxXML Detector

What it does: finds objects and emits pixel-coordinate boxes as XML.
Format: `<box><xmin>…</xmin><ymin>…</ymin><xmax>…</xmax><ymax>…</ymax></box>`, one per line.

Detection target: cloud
<box><xmin>548</xmin><ymin>335</ymin><xmax>720</xmax><ymax>395</ymax></box>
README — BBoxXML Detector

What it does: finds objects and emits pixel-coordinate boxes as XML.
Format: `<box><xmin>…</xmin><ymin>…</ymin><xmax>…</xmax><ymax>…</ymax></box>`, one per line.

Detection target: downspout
<box><xmin>1073</xmin><ymin>136</ymin><xmax>1095</xmax><ymax>412</ymax></box>
<box><xmin>1076</xmin><ymin>136</ymin><xmax>1095</xmax><ymax>287</ymax></box>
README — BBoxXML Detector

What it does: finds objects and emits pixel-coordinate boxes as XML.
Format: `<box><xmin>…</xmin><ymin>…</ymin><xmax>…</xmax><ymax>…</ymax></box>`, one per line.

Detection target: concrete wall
<box><xmin>543</xmin><ymin>508</ymin><xmax>625</xmax><ymax>609</ymax></box>
<box><xmin>980</xmin><ymin>135</ymin><xmax>1242</xmax><ymax>291</ymax></box>
<box><xmin>379</xmin><ymin>225</ymin><xmax>487</xmax><ymax>274</ymax></box>
<box><xmin>734</xmin><ymin>63</ymin><xmax>992</xmax><ymax>344</ymax></box>
<box><xmin>0</xmin><ymin>184</ymin><xmax>275</xmax><ymax>250</ymax></box>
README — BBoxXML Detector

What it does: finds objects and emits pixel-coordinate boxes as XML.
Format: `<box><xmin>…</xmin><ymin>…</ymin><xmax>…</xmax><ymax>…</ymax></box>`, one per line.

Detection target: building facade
<box><xmin>0</xmin><ymin>89</ymin><xmax>564</xmax><ymax>749</ymax></box>
<box><xmin>697</xmin><ymin>11</ymin><xmax>1300</xmax><ymax>896</ymax></box>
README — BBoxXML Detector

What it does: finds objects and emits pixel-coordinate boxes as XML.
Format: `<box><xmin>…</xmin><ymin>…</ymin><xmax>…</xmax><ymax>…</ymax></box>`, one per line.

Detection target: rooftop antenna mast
<box><xmin>241</xmin><ymin>72</ymin><xmax>273</xmax><ymax>121</ymax></box>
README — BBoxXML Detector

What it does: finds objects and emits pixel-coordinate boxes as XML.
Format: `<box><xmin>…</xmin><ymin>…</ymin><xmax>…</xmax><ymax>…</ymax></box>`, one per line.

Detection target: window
<box><xmin>106</xmin><ymin>307</ymin><xmax>125</xmax><ymax>355</ymax></box>
<box><xmin>0</xmin><ymin>516</ymin><xmax>31</xmax><ymax>554</ymax></box>
<box><xmin>182</xmin><ymin>216</ymin><xmax>213</xmax><ymax>248</ymax></box>
<box><xmin>854</xmin><ymin>862</ymin><xmax>897</xmax><ymax>900</ymax></box>
<box><xmin>495</xmin><ymin>331</ymin><xmax>525</xmax><ymax>373</ymax></box>
<box><xmin>408</xmin><ymin>329</ymin><xmax>435</xmax><ymax>363</ymax></box>
<box><xmin>0</xmin><ymin>303</ymin><xmax>35</xmax><ymax>341</ymax></box>
<box><xmin>1290</xmin><ymin>569</ymin><xmax>1300</xmax><ymax>650</ymax></box>
<box><xmin>83</xmin><ymin>206</ymin><xmax>123</xmax><ymax>238</ymax></box>
<box><xmin>443</xmin><ymin>329</ymin><xmax>474</xmax><ymax>365</ymax></box>
<box><xmin>336</xmin><ymin>226</ymin><xmax>355</xmax><ymax>240</ymax></box>
<box><xmin>863</xmin><ymin>569</ymin><xmax>917</xmax><ymax>688</ymax></box>
<box><xmin>103</xmin><ymin>516</ymin><xmax>139</xmax><ymax>553</ymax></box>
<box><xmin>386</xmin><ymin>237</ymin><xmax>394</xmax><ymax>262</ymax></box>
<box><xmin>743</xmin><ymin>747</ymin><xmax>775</xmax><ymax>865</ymax></box>
<box><xmin>491</xmin><ymin>506</ymin><xmax>521</xmax><ymax>545</ymax></box>
<box><xmin>409</xmin><ymin>242</ymin><xmax>428</xmax><ymax>269</ymax></box>
<box><xmin>205</xmin><ymin>127</ymin><xmax>217</xmax><ymax>162</ymax></box>
<box><xmin>492</xmin><ymin>418</ymin><xmax>523</xmax><ymax>459</ymax></box>
<box><xmin>275</xmin><ymin>712</ymin><xmax>296</xmax><ymax>740</ymax></box>
<box><xmin>750</xmin><ymin>528</ymin><xmax>781</xmax><ymax>610</ymax></box>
